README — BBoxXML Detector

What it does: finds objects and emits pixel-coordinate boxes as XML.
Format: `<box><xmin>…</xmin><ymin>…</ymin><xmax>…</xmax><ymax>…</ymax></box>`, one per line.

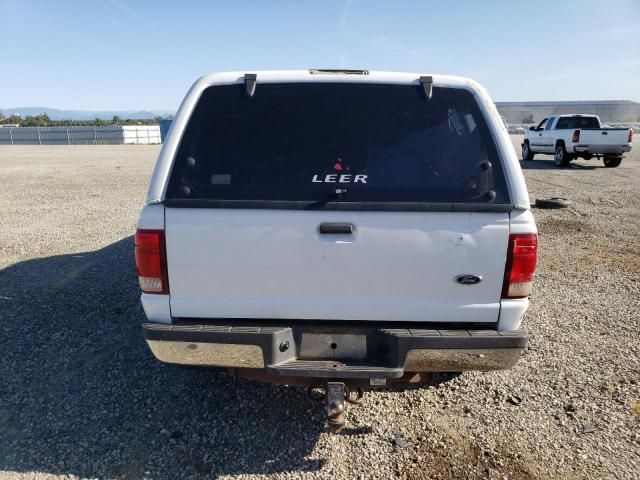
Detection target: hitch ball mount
<box><xmin>321</xmin><ymin>382</ymin><xmax>364</xmax><ymax>433</ymax></box>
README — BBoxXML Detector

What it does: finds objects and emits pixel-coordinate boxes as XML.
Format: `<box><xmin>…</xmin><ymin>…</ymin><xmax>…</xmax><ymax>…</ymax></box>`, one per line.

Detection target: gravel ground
<box><xmin>0</xmin><ymin>141</ymin><xmax>638</xmax><ymax>480</ymax></box>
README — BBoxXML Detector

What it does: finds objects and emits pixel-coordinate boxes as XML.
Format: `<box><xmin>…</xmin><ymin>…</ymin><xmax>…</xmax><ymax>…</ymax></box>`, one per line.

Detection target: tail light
<box><xmin>135</xmin><ymin>229</ymin><xmax>169</xmax><ymax>294</ymax></box>
<box><xmin>629</xmin><ymin>129</ymin><xmax>633</xmax><ymax>143</ymax></box>
<box><xmin>571</xmin><ymin>129</ymin><xmax>580</xmax><ymax>143</ymax></box>
<box><xmin>502</xmin><ymin>233</ymin><xmax>538</xmax><ymax>299</ymax></box>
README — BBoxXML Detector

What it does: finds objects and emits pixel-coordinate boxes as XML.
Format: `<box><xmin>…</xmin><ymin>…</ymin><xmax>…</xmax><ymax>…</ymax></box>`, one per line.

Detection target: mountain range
<box><xmin>0</xmin><ymin>107</ymin><xmax>174</xmax><ymax>120</ymax></box>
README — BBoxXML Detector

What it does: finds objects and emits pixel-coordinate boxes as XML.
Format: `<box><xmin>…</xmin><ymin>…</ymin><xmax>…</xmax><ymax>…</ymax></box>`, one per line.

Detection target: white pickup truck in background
<box><xmin>522</xmin><ymin>114</ymin><xmax>633</xmax><ymax>167</ymax></box>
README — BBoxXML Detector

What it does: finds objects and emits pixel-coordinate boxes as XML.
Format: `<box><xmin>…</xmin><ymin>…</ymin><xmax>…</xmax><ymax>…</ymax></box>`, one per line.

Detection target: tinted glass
<box><xmin>555</xmin><ymin>116</ymin><xmax>600</xmax><ymax>129</ymax></box>
<box><xmin>167</xmin><ymin>83</ymin><xmax>510</xmax><ymax>205</ymax></box>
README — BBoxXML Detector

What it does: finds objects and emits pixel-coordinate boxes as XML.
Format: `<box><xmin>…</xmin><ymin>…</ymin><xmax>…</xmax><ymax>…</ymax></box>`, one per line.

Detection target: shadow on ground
<box><xmin>519</xmin><ymin>159</ymin><xmax>600</xmax><ymax>170</ymax></box>
<box><xmin>0</xmin><ymin>237</ymin><xmax>325</xmax><ymax>478</ymax></box>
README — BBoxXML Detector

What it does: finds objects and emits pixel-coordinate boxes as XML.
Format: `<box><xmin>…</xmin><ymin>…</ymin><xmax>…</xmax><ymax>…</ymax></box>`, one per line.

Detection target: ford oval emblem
<box><xmin>455</xmin><ymin>274</ymin><xmax>483</xmax><ymax>285</ymax></box>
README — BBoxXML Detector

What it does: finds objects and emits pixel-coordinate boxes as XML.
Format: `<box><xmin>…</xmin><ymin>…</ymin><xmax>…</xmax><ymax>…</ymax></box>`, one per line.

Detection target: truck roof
<box><xmin>192</xmin><ymin>70</ymin><xmax>481</xmax><ymax>89</ymax></box>
<box><xmin>553</xmin><ymin>114</ymin><xmax>599</xmax><ymax>118</ymax></box>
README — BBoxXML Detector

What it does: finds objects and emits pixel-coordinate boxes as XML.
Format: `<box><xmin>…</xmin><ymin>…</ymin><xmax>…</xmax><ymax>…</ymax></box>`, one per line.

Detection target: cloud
<box><xmin>339</xmin><ymin>0</ymin><xmax>352</xmax><ymax>37</ymax></box>
<box><xmin>99</xmin><ymin>0</ymin><xmax>118</xmax><ymax>28</ymax></box>
<box><xmin>337</xmin><ymin>2</ymin><xmax>432</xmax><ymax>67</ymax></box>
<box><xmin>99</xmin><ymin>0</ymin><xmax>141</xmax><ymax>28</ymax></box>
<box><xmin>338</xmin><ymin>1</ymin><xmax>353</xmax><ymax>68</ymax></box>
<box><xmin>108</xmin><ymin>0</ymin><xmax>140</xmax><ymax>19</ymax></box>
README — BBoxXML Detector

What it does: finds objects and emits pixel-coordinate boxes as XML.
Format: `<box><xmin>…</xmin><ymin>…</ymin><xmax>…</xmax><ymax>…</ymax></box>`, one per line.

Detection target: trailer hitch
<box><xmin>325</xmin><ymin>382</ymin><xmax>346</xmax><ymax>433</ymax></box>
<box><xmin>310</xmin><ymin>382</ymin><xmax>364</xmax><ymax>433</ymax></box>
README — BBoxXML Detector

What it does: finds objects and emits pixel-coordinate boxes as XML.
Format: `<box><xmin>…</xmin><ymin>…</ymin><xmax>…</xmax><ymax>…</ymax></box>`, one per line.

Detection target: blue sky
<box><xmin>1</xmin><ymin>0</ymin><xmax>639</xmax><ymax>111</ymax></box>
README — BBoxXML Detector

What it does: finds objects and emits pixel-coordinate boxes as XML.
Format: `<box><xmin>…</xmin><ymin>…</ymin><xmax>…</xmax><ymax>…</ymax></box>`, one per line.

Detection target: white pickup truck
<box><xmin>522</xmin><ymin>114</ymin><xmax>633</xmax><ymax>167</ymax></box>
<box><xmin>136</xmin><ymin>70</ymin><xmax>538</xmax><ymax>431</ymax></box>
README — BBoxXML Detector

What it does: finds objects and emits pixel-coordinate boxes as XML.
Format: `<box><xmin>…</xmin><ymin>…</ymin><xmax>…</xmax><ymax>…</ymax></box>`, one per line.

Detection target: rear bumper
<box><xmin>573</xmin><ymin>144</ymin><xmax>632</xmax><ymax>155</ymax></box>
<box><xmin>143</xmin><ymin>321</ymin><xmax>528</xmax><ymax>379</ymax></box>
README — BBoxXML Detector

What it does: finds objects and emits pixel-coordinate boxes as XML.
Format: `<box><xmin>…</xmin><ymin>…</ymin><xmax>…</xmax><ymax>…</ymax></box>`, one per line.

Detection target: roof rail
<box><xmin>420</xmin><ymin>76</ymin><xmax>433</xmax><ymax>99</ymax></box>
<box><xmin>244</xmin><ymin>73</ymin><xmax>257</xmax><ymax>97</ymax></box>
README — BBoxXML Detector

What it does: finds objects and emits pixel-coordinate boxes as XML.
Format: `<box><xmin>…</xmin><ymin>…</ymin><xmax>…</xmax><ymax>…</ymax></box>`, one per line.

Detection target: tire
<box><xmin>535</xmin><ymin>197</ymin><xmax>572</xmax><ymax>209</ymax></box>
<box><xmin>554</xmin><ymin>143</ymin><xmax>570</xmax><ymax>167</ymax></box>
<box><xmin>603</xmin><ymin>156</ymin><xmax>622</xmax><ymax>168</ymax></box>
<box><xmin>522</xmin><ymin>142</ymin><xmax>534</xmax><ymax>161</ymax></box>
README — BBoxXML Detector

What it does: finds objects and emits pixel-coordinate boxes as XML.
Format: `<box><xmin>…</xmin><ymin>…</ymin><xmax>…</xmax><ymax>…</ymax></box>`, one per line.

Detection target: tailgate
<box><xmin>166</xmin><ymin>209</ymin><xmax>509</xmax><ymax>323</ymax></box>
<box><xmin>579</xmin><ymin>129</ymin><xmax>630</xmax><ymax>145</ymax></box>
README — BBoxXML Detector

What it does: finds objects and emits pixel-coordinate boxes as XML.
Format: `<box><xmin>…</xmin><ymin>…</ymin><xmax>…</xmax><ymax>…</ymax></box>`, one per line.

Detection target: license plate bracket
<box><xmin>299</xmin><ymin>333</ymin><xmax>367</xmax><ymax>360</ymax></box>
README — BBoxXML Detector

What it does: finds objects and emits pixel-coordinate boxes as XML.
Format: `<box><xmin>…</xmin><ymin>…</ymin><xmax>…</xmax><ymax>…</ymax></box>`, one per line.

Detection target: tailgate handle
<box><xmin>319</xmin><ymin>223</ymin><xmax>354</xmax><ymax>234</ymax></box>
<box><xmin>602</xmin><ymin>131</ymin><xmax>608</xmax><ymax>135</ymax></box>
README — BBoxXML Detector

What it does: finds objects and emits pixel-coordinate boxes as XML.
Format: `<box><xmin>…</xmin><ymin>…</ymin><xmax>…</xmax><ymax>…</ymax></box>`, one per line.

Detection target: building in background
<box><xmin>496</xmin><ymin>100</ymin><xmax>640</xmax><ymax>124</ymax></box>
